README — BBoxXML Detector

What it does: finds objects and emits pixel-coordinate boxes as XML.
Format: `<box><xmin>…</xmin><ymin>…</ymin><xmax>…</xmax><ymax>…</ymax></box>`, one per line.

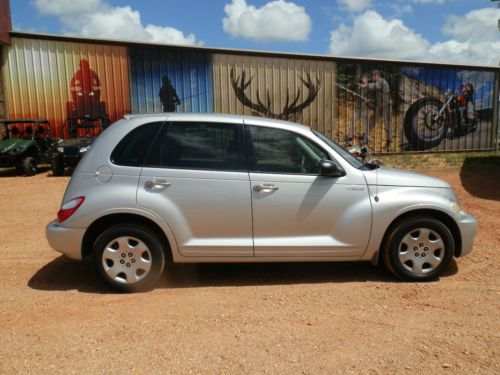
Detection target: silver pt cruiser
<box><xmin>46</xmin><ymin>114</ymin><xmax>477</xmax><ymax>292</ymax></box>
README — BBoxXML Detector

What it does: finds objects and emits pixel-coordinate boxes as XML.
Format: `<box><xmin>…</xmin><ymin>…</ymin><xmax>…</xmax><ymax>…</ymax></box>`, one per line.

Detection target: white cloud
<box><xmin>32</xmin><ymin>0</ymin><xmax>103</xmax><ymax>15</ymax></box>
<box><xmin>428</xmin><ymin>7</ymin><xmax>500</xmax><ymax>65</ymax></box>
<box><xmin>222</xmin><ymin>0</ymin><xmax>312</xmax><ymax>42</ymax></box>
<box><xmin>442</xmin><ymin>8</ymin><xmax>499</xmax><ymax>43</ymax></box>
<box><xmin>337</xmin><ymin>0</ymin><xmax>372</xmax><ymax>12</ymax></box>
<box><xmin>329</xmin><ymin>7</ymin><xmax>500</xmax><ymax>65</ymax></box>
<box><xmin>32</xmin><ymin>0</ymin><xmax>199</xmax><ymax>45</ymax></box>
<box><xmin>329</xmin><ymin>11</ymin><xmax>429</xmax><ymax>60</ymax></box>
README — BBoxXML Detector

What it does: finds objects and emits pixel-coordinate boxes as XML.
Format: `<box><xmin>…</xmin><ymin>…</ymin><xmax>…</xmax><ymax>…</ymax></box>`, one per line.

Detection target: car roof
<box><xmin>123</xmin><ymin>113</ymin><xmax>312</xmax><ymax>133</ymax></box>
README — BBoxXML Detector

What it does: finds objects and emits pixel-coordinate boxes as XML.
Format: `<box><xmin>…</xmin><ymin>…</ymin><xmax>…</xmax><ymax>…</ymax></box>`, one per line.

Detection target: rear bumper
<box><xmin>457</xmin><ymin>214</ymin><xmax>477</xmax><ymax>257</ymax></box>
<box><xmin>45</xmin><ymin>220</ymin><xmax>85</xmax><ymax>260</ymax></box>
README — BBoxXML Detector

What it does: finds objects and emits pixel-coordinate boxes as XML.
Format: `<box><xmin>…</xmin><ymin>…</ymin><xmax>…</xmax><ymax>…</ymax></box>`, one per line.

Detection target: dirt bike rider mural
<box><xmin>65</xmin><ymin>59</ymin><xmax>109</xmax><ymax>138</ymax></box>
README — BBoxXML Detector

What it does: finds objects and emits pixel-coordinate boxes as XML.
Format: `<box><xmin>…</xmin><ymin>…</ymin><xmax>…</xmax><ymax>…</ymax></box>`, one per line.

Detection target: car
<box><xmin>0</xmin><ymin>119</ymin><xmax>61</xmax><ymax>176</ymax></box>
<box><xmin>51</xmin><ymin>115</ymin><xmax>109</xmax><ymax>176</ymax></box>
<box><xmin>46</xmin><ymin>113</ymin><xmax>477</xmax><ymax>292</ymax></box>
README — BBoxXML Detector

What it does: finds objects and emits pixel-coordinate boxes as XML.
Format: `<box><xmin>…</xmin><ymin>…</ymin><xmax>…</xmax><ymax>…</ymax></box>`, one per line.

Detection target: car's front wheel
<box><xmin>92</xmin><ymin>224</ymin><xmax>166</xmax><ymax>292</ymax></box>
<box><xmin>383</xmin><ymin>216</ymin><xmax>454</xmax><ymax>281</ymax></box>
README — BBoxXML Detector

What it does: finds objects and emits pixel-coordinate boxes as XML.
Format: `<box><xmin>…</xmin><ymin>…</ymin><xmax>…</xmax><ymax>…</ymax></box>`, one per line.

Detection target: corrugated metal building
<box><xmin>1</xmin><ymin>26</ymin><xmax>499</xmax><ymax>153</ymax></box>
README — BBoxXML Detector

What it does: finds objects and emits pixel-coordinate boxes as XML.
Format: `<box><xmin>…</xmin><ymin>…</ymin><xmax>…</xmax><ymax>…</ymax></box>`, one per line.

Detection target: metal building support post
<box><xmin>494</xmin><ymin>71</ymin><xmax>500</xmax><ymax>152</ymax></box>
<box><xmin>0</xmin><ymin>45</ymin><xmax>5</xmax><ymax>119</ymax></box>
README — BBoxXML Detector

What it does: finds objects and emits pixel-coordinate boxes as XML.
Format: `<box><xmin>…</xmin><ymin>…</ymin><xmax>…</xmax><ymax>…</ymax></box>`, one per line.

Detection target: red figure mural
<box><xmin>65</xmin><ymin>59</ymin><xmax>109</xmax><ymax>138</ymax></box>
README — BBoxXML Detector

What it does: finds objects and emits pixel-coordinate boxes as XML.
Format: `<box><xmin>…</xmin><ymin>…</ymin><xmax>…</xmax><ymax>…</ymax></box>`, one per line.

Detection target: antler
<box><xmin>281</xmin><ymin>73</ymin><xmax>321</xmax><ymax>119</ymax></box>
<box><xmin>230</xmin><ymin>69</ymin><xmax>274</xmax><ymax>117</ymax></box>
<box><xmin>230</xmin><ymin>69</ymin><xmax>321</xmax><ymax>120</ymax></box>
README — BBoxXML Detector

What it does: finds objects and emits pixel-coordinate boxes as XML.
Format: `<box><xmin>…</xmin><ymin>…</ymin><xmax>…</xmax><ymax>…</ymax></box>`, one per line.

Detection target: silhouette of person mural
<box><xmin>65</xmin><ymin>59</ymin><xmax>109</xmax><ymax>138</ymax></box>
<box><xmin>159</xmin><ymin>76</ymin><xmax>180</xmax><ymax>112</ymax></box>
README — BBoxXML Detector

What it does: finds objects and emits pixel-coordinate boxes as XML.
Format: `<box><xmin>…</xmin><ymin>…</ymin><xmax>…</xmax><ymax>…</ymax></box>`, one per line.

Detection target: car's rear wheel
<box><xmin>23</xmin><ymin>157</ymin><xmax>37</xmax><ymax>176</ymax></box>
<box><xmin>383</xmin><ymin>216</ymin><xmax>454</xmax><ymax>281</ymax></box>
<box><xmin>92</xmin><ymin>224</ymin><xmax>165</xmax><ymax>292</ymax></box>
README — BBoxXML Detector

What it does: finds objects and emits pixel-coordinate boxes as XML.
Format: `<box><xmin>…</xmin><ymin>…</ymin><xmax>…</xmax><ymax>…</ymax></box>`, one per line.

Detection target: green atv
<box><xmin>51</xmin><ymin>115</ymin><xmax>108</xmax><ymax>176</ymax></box>
<box><xmin>0</xmin><ymin>119</ymin><xmax>61</xmax><ymax>176</ymax></box>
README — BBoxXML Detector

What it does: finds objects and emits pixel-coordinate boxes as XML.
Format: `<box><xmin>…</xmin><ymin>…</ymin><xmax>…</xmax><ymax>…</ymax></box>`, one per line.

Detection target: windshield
<box><xmin>312</xmin><ymin>130</ymin><xmax>364</xmax><ymax>169</ymax></box>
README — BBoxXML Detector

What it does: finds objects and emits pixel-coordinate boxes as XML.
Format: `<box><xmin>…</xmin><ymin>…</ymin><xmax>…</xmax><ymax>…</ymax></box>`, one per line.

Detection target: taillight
<box><xmin>57</xmin><ymin>196</ymin><xmax>85</xmax><ymax>223</ymax></box>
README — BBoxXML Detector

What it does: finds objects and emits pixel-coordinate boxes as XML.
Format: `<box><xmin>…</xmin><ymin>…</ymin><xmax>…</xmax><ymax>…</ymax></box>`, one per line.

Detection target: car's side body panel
<box><xmin>137</xmin><ymin>168</ymin><xmax>254</xmax><ymax>257</ymax></box>
<box><xmin>249</xmin><ymin>172</ymin><xmax>372</xmax><ymax>257</ymax></box>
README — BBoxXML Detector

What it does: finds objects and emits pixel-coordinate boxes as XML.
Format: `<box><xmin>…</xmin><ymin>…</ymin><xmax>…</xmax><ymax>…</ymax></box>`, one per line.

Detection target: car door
<box><xmin>136</xmin><ymin>118</ymin><xmax>253</xmax><ymax>257</ymax></box>
<box><xmin>246</xmin><ymin>123</ymin><xmax>372</xmax><ymax>257</ymax></box>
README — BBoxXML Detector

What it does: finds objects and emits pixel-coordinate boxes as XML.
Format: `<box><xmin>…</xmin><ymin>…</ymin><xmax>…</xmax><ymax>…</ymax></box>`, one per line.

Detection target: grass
<box><xmin>378</xmin><ymin>150</ymin><xmax>500</xmax><ymax>171</ymax></box>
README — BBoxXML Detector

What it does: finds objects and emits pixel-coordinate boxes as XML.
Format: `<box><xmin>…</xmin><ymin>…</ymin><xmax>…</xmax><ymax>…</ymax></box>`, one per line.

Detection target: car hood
<box><xmin>362</xmin><ymin>166</ymin><xmax>450</xmax><ymax>188</ymax></box>
<box><xmin>0</xmin><ymin>139</ymin><xmax>32</xmax><ymax>153</ymax></box>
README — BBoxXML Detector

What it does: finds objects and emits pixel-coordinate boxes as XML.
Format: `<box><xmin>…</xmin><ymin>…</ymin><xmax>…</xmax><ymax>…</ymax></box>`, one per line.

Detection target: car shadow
<box><xmin>28</xmin><ymin>255</ymin><xmax>458</xmax><ymax>294</ymax></box>
<box><xmin>460</xmin><ymin>156</ymin><xmax>500</xmax><ymax>201</ymax></box>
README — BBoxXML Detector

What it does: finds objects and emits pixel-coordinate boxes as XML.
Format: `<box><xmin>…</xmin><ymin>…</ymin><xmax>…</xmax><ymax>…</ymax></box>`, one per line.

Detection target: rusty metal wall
<box><xmin>2</xmin><ymin>37</ymin><xmax>131</xmax><ymax>137</ymax></box>
<box><xmin>213</xmin><ymin>53</ymin><xmax>337</xmax><ymax>141</ymax></box>
<box><xmin>1</xmin><ymin>33</ymin><xmax>498</xmax><ymax>152</ymax></box>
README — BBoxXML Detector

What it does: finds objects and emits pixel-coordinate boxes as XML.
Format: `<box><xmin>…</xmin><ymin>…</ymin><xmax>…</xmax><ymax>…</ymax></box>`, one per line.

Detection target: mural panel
<box><xmin>336</xmin><ymin>62</ymin><xmax>497</xmax><ymax>152</ymax></box>
<box><xmin>129</xmin><ymin>46</ymin><xmax>213</xmax><ymax>114</ymax></box>
<box><xmin>2</xmin><ymin>37</ymin><xmax>131</xmax><ymax>138</ymax></box>
<box><xmin>213</xmin><ymin>54</ymin><xmax>337</xmax><ymax>139</ymax></box>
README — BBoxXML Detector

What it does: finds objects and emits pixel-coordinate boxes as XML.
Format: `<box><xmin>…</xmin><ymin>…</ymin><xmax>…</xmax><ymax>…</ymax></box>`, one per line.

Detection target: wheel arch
<box><xmin>379</xmin><ymin>209</ymin><xmax>462</xmax><ymax>260</ymax></box>
<box><xmin>81</xmin><ymin>213</ymin><xmax>174</xmax><ymax>261</ymax></box>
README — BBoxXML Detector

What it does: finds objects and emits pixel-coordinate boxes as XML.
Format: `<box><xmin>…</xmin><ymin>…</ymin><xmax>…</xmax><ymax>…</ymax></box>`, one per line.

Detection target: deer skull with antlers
<box><xmin>230</xmin><ymin>68</ymin><xmax>321</xmax><ymax>120</ymax></box>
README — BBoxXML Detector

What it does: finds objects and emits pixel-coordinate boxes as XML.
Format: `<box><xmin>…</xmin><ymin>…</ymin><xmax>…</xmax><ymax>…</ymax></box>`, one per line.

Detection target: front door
<box><xmin>137</xmin><ymin>119</ymin><xmax>253</xmax><ymax>257</ymax></box>
<box><xmin>246</xmin><ymin>124</ymin><xmax>372</xmax><ymax>257</ymax></box>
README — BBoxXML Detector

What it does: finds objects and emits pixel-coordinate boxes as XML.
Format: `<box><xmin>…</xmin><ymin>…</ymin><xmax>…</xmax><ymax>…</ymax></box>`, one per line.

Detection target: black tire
<box><xmin>51</xmin><ymin>157</ymin><xmax>65</xmax><ymax>176</ymax></box>
<box><xmin>404</xmin><ymin>98</ymin><xmax>449</xmax><ymax>150</ymax></box>
<box><xmin>23</xmin><ymin>157</ymin><xmax>37</xmax><ymax>176</ymax></box>
<box><xmin>382</xmin><ymin>216</ymin><xmax>454</xmax><ymax>281</ymax></box>
<box><xmin>92</xmin><ymin>224</ymin><xmax>166</xmax><ymax>292</ymax></box>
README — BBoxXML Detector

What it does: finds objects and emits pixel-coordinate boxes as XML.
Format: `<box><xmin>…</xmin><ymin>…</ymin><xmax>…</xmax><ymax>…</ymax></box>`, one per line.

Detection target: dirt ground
<box><xmin>0</xmin><ymin>164</ymin><xmax>498</xmax><ymax>374</ymax></box>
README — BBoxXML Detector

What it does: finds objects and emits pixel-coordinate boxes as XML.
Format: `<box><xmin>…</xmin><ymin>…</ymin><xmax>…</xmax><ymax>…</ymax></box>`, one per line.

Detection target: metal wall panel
<box><xmin>3</xmin><ymin>37</ymin><xmax>130</xmax><ymax>137</ymax></box>
<box><xmin>214</xmin><ymin>53</ymin><xmax>498</xmax><ymax>152</ymax></box>
<box><xmin>213</xmin><ymin>53</ymin><xmax>337</xmax><ymax>140</ymax></box>
<box><xmin>129</xmin><ymin>46</ymin><xmax>213</xmax><ymax>114</ymax></box>
<box><xmin>336</xmin><ymin>62</ymin><xmax>497</xmax><ymax>152</ymax></box>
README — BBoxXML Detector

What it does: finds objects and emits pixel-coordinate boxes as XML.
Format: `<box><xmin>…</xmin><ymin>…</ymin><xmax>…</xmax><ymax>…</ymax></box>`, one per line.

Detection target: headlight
<box><xmin>57</xmin><ymin>147</ymin><xmax>64</xmax><ymax>153</ymax></box>
<box><xmin>79</xmin><ymin>146</ymin><xmax>90</xmax><ymax>153</ymax></box>
<box><xmin>450</xmin><ymin>200</ymin><xmax>465</xmax><ymax>215</ymax></box>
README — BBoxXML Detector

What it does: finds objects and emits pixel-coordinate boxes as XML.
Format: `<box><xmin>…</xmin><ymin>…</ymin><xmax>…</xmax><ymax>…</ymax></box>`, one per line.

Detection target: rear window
<box><xmin>111</xmin><ymin>122</ymin><xmax>163</xmax><ymax>166</ymax></box>
<box><xmin>144</xmin><ymin>121</ymin><xmax>246</xmax><ymax>171</ymax></box>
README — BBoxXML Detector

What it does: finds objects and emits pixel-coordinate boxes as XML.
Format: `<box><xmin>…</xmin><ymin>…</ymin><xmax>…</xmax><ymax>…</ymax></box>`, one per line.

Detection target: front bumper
<box><xmin>46</xmin><ymin>220</ymin><xmax>86</xmax><ymax>260</ymax></box>
<box><xmin>457</xmin><ymin>213</ymin><xmax>477</xmax><ymax>257</ymax></box>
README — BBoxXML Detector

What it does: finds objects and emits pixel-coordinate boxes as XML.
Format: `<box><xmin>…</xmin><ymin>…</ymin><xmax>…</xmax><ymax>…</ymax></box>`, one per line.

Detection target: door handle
<box><xmin>145</xmin><ymin>179</ymin><xmax>171</xmax><ymax>190</ymax></box>
<box><xmin>253</xmin><ymin>184</ymin><xmax>279</xmax><ymax>192</ymax></box>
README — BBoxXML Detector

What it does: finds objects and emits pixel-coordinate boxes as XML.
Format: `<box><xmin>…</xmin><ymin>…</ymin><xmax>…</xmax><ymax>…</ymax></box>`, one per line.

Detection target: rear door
<box><xmin>246</xmin><ymin>123</ymin><xmax>372</xmax><ymax>257</ymax></box>
<box><xmin>136</xmin><ymin>118</ymin><xmax>253</xmax><ymax>257</ymax></box>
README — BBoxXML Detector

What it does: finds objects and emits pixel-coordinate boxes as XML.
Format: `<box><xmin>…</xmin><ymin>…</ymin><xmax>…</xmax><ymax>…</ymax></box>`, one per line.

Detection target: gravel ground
<box><xmin>0</xmin><ymin>165</ymin><xmax>498</xmax><ymax>374</ymax></box>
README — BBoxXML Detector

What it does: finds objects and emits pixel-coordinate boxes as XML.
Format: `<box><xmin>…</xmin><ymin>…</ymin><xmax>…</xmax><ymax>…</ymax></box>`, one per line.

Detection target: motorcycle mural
<box><xmin>404</xmin><ymin>85</ymin><xmax>478</xmax><ymax>149</ymax></box>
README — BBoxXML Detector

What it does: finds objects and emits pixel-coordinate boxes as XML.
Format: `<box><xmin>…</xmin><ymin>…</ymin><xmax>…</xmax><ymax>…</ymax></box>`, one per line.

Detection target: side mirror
<box><xmin>320</xmin><ymin>160</ymin><xmax>345</xmax><ymax>178</ymax></box>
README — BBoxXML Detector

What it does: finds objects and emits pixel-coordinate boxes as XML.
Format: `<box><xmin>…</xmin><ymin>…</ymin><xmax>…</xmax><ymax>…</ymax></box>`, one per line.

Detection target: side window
<box><xmin>145</xmin><ymin>122</ymin><xmax>246</xmax><ymax>171</ymax></box>
<box><xmin>111</xmin><ymin>122</ymin><xmax>163</xmax><ymax>166</ymax></box>
<box><xmin>247</xmin><ymin>126</ymin><xmax>330</xmax><ymax>174</ymax></box>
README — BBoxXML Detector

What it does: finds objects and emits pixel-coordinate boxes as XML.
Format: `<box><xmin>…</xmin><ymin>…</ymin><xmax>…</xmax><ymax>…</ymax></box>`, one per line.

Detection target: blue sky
<box><xmin>9</xmin><ymin>0</ymin><xmax>500</xmax><ymax>65</ymax></box>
